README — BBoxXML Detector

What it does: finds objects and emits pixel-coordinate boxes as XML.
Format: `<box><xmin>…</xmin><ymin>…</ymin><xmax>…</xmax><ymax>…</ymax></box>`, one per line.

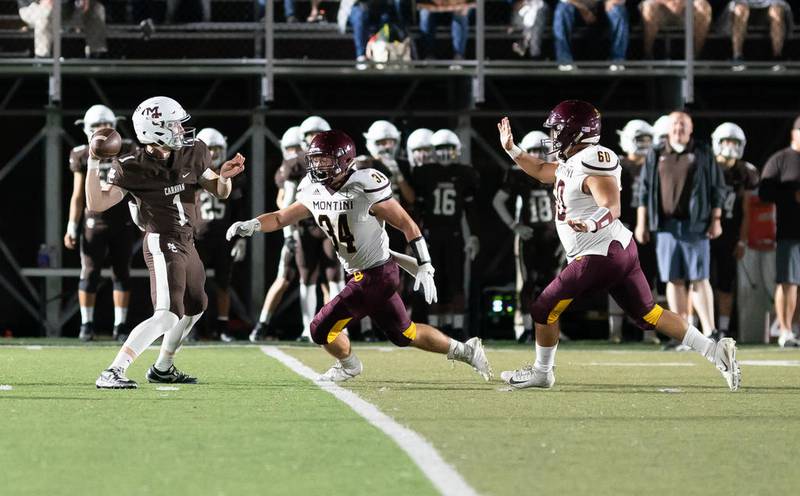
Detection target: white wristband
<box><xmin>506</xmin><ymin>145</ymin><xmax>524</xmax><ymax>160</ymax></box>
<box><xmin>410</xmin><ymin>237</ymin><xmax>431</xmax><ymax>265</ymax></box>
<box><xmin>87</xmin><ymin>157</ymin><xmax>101</xmax><ymax>171</ymax></box>
<box><xmin>67</xmin><ymin>221</ymin><xmax>79</xmax><ymax>238</ymax></box>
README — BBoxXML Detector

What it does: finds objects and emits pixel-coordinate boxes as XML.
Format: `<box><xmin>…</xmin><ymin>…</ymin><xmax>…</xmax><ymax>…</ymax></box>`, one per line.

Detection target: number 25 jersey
<box><xmin>296</xmin><ymin>168</ymin><xmax>394</xmax><ymax>274</ymax></box>
<box><xmin>553</xmin><ymin>145</ymin><xmax>632</xmax><ymax>262</ymax></box>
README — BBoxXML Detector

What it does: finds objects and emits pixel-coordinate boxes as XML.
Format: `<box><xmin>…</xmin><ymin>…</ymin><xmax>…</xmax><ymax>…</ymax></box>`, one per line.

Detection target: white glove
<box><xmin>511</xmin><ymin>222</ymin><xmax>534</xmax><ymax>241</ymax></box>
<box><xmin>230</xmin><ymin>238</ymin><xmax>247</xmax><ymax>262</ymax></box>
<box><xmin>465</xmin><ymin>235</ymin><xmax>480</xmax><ymax>261</ymax></box>
<box><xmin>226</xmin><ymin>218</ymin><xmax>261</xmax><ymax>241</ymax></box>
<box><xmin>413</xmin><ymin>263</ymin><xmax>438</xmax><ymax>305</ymax></box>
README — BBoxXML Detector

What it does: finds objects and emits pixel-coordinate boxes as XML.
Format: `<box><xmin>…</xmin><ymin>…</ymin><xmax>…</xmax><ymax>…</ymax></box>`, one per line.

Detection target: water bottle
<box><xmin>37</xmin><ymin>244</ymin><xmax>51</xmax><ymax>268</ymax></box>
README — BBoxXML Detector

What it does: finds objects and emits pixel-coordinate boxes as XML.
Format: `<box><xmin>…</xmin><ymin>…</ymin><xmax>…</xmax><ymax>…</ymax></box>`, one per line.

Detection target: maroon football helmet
<box><xmin>543</xmin><ymin>100</ymin><xmax>602</xmax><ymax>160</ymax></box>
<box><xmin>305</xmin><ymin>130</ymin><xmax>357</xmax><ymax>184</ymax></box>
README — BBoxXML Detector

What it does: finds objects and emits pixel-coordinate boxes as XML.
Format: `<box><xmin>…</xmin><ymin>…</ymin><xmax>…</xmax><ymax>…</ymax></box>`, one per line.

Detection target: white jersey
<box><xmin>297</xmin><ymin>168</ymin><xmax>393</xmax><ymax>273</ymax></box>
<box><xmin>553</xmin><ymin>144</ymin><xmax>632</xmax><ymax>262</ymax></box>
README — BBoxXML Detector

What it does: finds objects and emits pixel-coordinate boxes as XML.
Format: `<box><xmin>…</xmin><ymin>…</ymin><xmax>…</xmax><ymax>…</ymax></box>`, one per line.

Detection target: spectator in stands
<box><xmin>282</xmin><ymin>0</ymin><xmax>325</xmax><ymax>22</ymax></box>
<box><xmin>18</xmin><ymin>0</ymin><xmax>108</xmax><ymax>58</ymax></box>
<box><xmin>758</xmin><ymin>116</ymin><xmax>800</xmax><ymax>347</ymax></box>
<box><xmin>417</xmin><ymin>1</ymin><xmax>476</xmax><ymax>62</ymax></box>
<box><xmin>552</xmin><ymin>0</ymin><xmax>629</xmax><ymax>71</ymax></box>
<box><xmin>636</xmin><ymin>111</ymin><xmax>725</xmax><ymax>346</ymax></box>
<box><xmin>347</xmin><ymin>0</ymin><xmax>407</xmax><ymax>69</ymax></box>
<box><xmin>641</xmin><ymin>0</ymin><xmax>712</xmax><ymax>59</ymax></box>
<box><xmin>165</xmin><ymin>0</ymin><xmax>211</xmax><ymax>23</ymax></box>
<box><xmin>509</xmin><ymin>0</ymin><xmax>551</xmax><ymax>59</ymax></box>
<box><xmin>720</xmin><ymin>0</ymin><xmax>793</xmax><ymax>71</ymax></box>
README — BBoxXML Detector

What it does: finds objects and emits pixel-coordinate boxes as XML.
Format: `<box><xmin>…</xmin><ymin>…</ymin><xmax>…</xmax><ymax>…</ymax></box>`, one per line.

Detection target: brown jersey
<box><xmin>274</xmin><ymin>154</ymin><xmax>316</xmax><ymax>229</ymax></box>
<box><xmin>107</xmin><ymin>141</ymin><xmax>213</xmax><ymax>237</ymax></box>
<box><xmin>69</xmin><ymin>140</ymin><xmax>138</xmax><ymax>222</ymax></box>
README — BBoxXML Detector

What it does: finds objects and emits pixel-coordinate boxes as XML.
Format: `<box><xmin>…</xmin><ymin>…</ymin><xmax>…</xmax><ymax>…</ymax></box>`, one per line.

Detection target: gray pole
<box><xmin>263</xmin><ymin>0</ymin><xmax>274</xmax><ymax>103</ymax></box>
<box><xmin>683</xmin><ymin>1</ymin><xmax>694</xmax><ymax>105</ymax></box>
<box><xmin>472</xmin><ymin>0</ymin><xmax>485</xmax><ymax>105</ymax></box>
<box><xmin>249</xmin><ymin>109</ymin><xmax>267</xmax><ymax>315</ymax></box>
<box><xmin>44</xmin><ymin>3</ymin><xmax>62</xmax><ymax>336</ymax></box>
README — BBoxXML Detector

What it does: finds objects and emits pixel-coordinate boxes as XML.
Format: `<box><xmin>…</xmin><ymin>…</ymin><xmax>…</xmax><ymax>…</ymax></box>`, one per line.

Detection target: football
<box><xmin>90</xmin><ymin>128</ymin><xmax>122</xmax><ymax>159</ymax></box>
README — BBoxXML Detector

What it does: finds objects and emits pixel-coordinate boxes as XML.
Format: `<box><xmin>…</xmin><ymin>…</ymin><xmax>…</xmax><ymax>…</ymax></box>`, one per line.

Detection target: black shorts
<box><xmin>196</xmin><ymin>233</ymin><xmax>234</xmax><ymax>290</ymax></box>
<box><xmin>296</xmin><ymin>224</ymin><xmax>341</xmax><ymax>284</ymax></box>
<box><xmin>143</xmin><ymin>232</ymin><xmax>207</xmax><ymax>318</ymax></box>
<box><xmin>517</xmin><ymin>229</ymin><xmax>563</xmax><ymax>308</ymax></box>
<box><xmin>711</xmin><ymin>237</ymin><xmax>738</xmax><ymax>293</ymax></box>
<box><xmin>426</xmin><ymin>230</ymin><xmax>465</xmax><ymax>305</ymax></box>
<box><xmin>79</xmin><ymin>216</ymin><xmax>139</xmax><ymax>292</ymax></box>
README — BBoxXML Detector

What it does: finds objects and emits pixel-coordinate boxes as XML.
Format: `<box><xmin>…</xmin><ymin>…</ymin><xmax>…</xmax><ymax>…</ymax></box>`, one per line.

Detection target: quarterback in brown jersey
<box><xmin>65</xmin><ymin>105</ymin><xmax>139</xmax><ymax>343</ymax></box>
<box><xmin>86</xmin><ymin>96</ymin><xmax>245</xmax><ymax>389</ymax></box>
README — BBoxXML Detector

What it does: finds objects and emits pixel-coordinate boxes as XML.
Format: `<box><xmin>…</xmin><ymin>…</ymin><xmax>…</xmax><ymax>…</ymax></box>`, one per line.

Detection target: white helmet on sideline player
<box><xmin>617</xmin><ymin>120</ymin><xmax>654</xmax><ymax>156</ymax></box>
<box><xmin>364</xmin><ymin>120</ymin><xmax>401</xmax><ymax>159</ymax></box>
<box><xmin>76</xmin><ymin>104</ymin><xmax>118</xmax><ymax>141</ymax></box>
<box><xmin>197</xmin><ymin>128</ymin><xmax>228</xmax><ymax>168</ymax></box>
<box><xmin>300</xmin><ymin>116</ymin><xmax>331</xmax><ymax>144</ymax></box>
<box><xmin>431</xmin><ymin>129</ymin><xmax>461</xmax><ymax>165</ymax></box>
<box><xmin>652</xmin><ymin>115</ymin><xmax>671</xmax><ymax>148</ymax></box>
<box><xmin>280</xmin><ymin>126</ymin><xmax>305</xmax><ymax>160</ymax></box>
<box><xmin>712</xmin><ymin>122</ymin><xmax>747</xmax><ymax>160</ymax></box>
<box><xmin>519</xmin><ymin>130</ymin><xmax>549</xmax><ymax>159</ymax></box>
<box><xmin>132</xmin><ymin>96</ymin><xmax>195</xmax><ymax>150</ymax></box>
<box><xmin>406</xmin><ymin>128</ymin><xmax>434</xmax><ymax>168</ymax></box>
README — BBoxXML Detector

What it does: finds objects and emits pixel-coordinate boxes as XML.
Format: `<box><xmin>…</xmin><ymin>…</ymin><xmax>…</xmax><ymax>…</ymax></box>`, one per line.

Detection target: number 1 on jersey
<box><xmin>173</xmin><ymin>194</ymin><xmax>188</xmax><ymax>226</ymax></box>
<box><xmin>318</xmin><ymin>213</ymin><xmax>356</xmax><ymax>253</ymax></box>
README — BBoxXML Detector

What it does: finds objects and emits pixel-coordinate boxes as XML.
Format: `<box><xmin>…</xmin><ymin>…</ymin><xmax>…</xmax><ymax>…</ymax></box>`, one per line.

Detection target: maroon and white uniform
<box><xmin>107</xmin><ymin>142</ymin><xmax>214</xmax><ymax>317</ymax></box>
<box><xmin>531</xmin><ymin>145</ymin><xmax>663</xmax><ymax>330</ymax></box>
<box><xmin>296</xmin><ymin>168</ymin><xmax>415</xmax><ymax>346</ymax></box>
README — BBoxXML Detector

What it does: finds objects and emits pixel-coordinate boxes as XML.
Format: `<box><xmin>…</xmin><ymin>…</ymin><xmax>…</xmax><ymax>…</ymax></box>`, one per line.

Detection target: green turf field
<box><xmin>1</xmin><ymin>342</ymin><xmax>798</xmax><ymax>496</ymax></box>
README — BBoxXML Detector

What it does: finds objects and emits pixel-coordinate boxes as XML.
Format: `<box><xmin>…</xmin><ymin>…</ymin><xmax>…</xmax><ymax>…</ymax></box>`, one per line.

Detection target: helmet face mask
<box><xmin>305</xmin><ymin>130</ymin><xmax>357</xmax><ymax>185</ymax></box>
<box><xmin>374</xmin><ymin>138</ymin><xmax>398</xmax><ymax>160</ymax></box>
<box><xmin>718</xmin><ymin>138</ymin><xmax>742</xmax><ymax>160</ymax></box>
<box><xmin>435</xmin><ymin>145</ymin><xmax>458</xmax><ymax>165</ymax></box>
<box><xmin>526</xmin><ymin>147</ymin><xmax>547</xmax><ymax>160</ymax></box>
<box><xmin>406</xmin><ymin>128</ymin><xmax>434</xmax><ymax>168</ymax></box>
<box><xmin>712</xmin><ymin>122</ymin><xmax>746</xmax><ymax>160</ymax></box>
<box><xmin>133</xmin><ymin>97</ymin><xmax>195</xmax><ymax>150</ymax></box>
<box><xmin>208</xmin><ymin>146</ymin><xmax>225</xmax><ymax>168</ymax></box>
<box><xmin>411</xmin><ymin>146</ymin><xmax>433</xmax><ymax>166</ymax></box>
<box><xmin>633</xmin><ymin>134</ymin><xmax>653</xmax><ymax>156</ymax></box>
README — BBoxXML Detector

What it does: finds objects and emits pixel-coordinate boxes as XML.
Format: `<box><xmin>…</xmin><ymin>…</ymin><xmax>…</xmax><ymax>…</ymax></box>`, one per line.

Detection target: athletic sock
<box><xmin>110</xmin><ymin>349</ymin><xmax>135</xmax><ymax>371</ymax></box>
<box><xmin>340</xmin><ymin>353</ymin><xmax>360</xmax><ymax>370</ymax></box>
<box><xmin>258</xmin><ymin>308</ymin><xmax>271</xmax><ymax>325</ymax></box>
<box><xmin>609</xmin><ymin>315</ymin><xmax>624</xmax><ymax>338</ymax></box>
<box><xmin>534</xmin><ymin>342</ymin><xmax>557</xmax><ymax>373</ymax></box>
<box><xmin>523</xmin><ymin>314</ymin><xmax>533</xmax><ymax>332</ymax></box>
<box><xmin>217</xmin><ymin>316</ymin><xmax>229</xmax><ymax>334</ymax></box>
<box><xmin>114</xmin><ymin>306</ymin><xmax>128</xmax><ymax>326</ymax></box>
<box><xmin>682</xmin><ymin>325</ymin><xmax>715</xmax><ymax>362</ymax></box>
<box><xmin>80</xmin><ymin>306</ymin><xmax>94</xmax><ymax>325</ymax></box>
<box><xmin>109</xmin><ymin>311</ymin><xmax>179</xmax><ymax>372</ymax></box>
<box><xmin>299</xmin><ymin>284</ymin><xmax>317</xmax><ymax>337</ymax></box>
<box><xmin>446</xmin><ymin>338</ymin><xmax>470</xmax><ymax>363</ymax></box>
<box><xmin>718</xmin><ymin>315</ymin><xmax>730</xmax><ymax>333</ymax></box>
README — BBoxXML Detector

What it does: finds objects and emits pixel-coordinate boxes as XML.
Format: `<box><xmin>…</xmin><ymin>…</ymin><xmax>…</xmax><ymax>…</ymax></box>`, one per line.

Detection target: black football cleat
<box><xmin>112</xmin><ymin>322</ymin><xmax>131</xmax><ymax>342</ymax></box>
<box><xmin>79</xmin><ymin>322</ymin><xmax>95</xmax><ymax>342</ymax></box>
<box><xmin>96</xmin><ymin>367</ymin><xmax>138</xmax><ymax>389</ymax></box>
<box><xmin>146</xmin><ymin>364</ymin><xmax>198</xmax><ymax>384</ymax></box>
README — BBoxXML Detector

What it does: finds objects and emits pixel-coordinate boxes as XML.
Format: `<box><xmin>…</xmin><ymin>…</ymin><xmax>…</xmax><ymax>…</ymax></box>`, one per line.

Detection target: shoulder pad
<box><xmin>352</xmin><ymin>168</ymin><xmax>389</xmax><ymax>187</ymax></box>
<box><xmin>576</xmin><ymin>145</ymin><xmax>620</xmax><ymax>176</ymax></box>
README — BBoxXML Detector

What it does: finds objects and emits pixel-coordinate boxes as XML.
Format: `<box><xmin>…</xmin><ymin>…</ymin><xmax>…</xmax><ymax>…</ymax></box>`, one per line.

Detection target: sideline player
<box><xmin>492</xmin><ymin>130</ymin><xmax>561</xmax><ymax>343</ymax></box>
<box><xmin>194</xmin><ymin>128</ymin><xmax>247</xmax><ymax>342</ymax></box>
<box><xmin>88</xmin><ymin>96</ymin><xmax>245</xmax><ymax>388</ymax></box>
<box><xmin>228</xmin><ymin>130</ymin><xmax>491</xmax><ymax>382</ymax></box>
<box><xmin>412</xmin><ymin>128</ymin><xmax>480</xmax><ymax>338</ymax></box>
<box><xmin>66</xmin><ymin>105</ymin><xmax>139</xmax><ymax>342</ymax></box>
<box><xmin>710</xmin><ymin>123</ymin><xmax>759</xmax><ymax>339</ymax></box>
<box><xmin>497</xmin><ymin>101</ymin><xmax>741</xmax><ymax>391</ymax></box>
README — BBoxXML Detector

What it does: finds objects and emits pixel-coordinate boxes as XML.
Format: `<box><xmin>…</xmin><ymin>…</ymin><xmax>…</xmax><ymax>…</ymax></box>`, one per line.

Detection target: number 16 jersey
<box><xmin>553</xmin><ymin>145</ymin><xmax>632</xmax><ymax>262</ymax></box>
<box><xmin>296</xmin><ymin>168</ymin><xmax>394</xmax><ymax>274</ymax></box>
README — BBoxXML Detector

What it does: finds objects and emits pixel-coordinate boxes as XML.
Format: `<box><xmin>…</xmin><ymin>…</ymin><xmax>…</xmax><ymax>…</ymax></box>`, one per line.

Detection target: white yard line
<box><xmin>260</xmin><ymin>346</ymin><xmax>480</xmax><ymax>496</ymax></box>
<box><xmin>584</xmin><ymin>362</ymin><xmax>696</xmax><ymax>367</ymax></box>
<box><xmin>739</xmin><ymin>360</ymin><xmax>800</xmax><ymax>367</ymax></box>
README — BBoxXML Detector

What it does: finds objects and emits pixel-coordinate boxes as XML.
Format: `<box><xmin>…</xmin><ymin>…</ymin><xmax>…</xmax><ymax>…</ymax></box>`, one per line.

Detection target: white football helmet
<box><xmin>280</xmin><ymin>125</ymin><xmax>305</xmax><ymax>160</ymax></box>
<box><xmin>652</xmin><ymin>115</ymin><xmax>671</xmax><ymax>148</ymax></box>
<box><xmin>300</xmin><ymin>116</ymin><xmax>331</xmax><ymax>144</ymax></box>
<box><xmin>364</xmin><ymin>120</ymin><xmax>401</xmax><ymax>159</ymax></box>
<box><xmin>712</xmin><ymin>122</ymin><xmax>746</xmax><ymax>160</ymax></box>
<box><xmin>617</xmin><ymin>120</ymin><xmax>654</xmax><ymax>156</ymax></box>
<box><xmin>75</xmin><ymin>104</ymin><xmax>118</xmax><ymax>141</ymax></box>
<box><xmin>431</xmin><ymin>129</ymin><xmax>461</xmax><ymax>165</ymax></box>
<box><xmin>132</xmin><ymin>96</ymin><xmax>195</xmax><ymax>150</ymax></box>
<box><xmin>197</xmin><ymin>128</ymin><xmax>228</xmax><ymax>168</ymax></box>
<box><xmin>406</xmin><ymin>128</ymin><xmax>434</xmax><ymax>168</ymax></box>
<box><xmin>519</xmin><ymin>130</ymin><xmax>549</xmax><ymax>159</ymax></box>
